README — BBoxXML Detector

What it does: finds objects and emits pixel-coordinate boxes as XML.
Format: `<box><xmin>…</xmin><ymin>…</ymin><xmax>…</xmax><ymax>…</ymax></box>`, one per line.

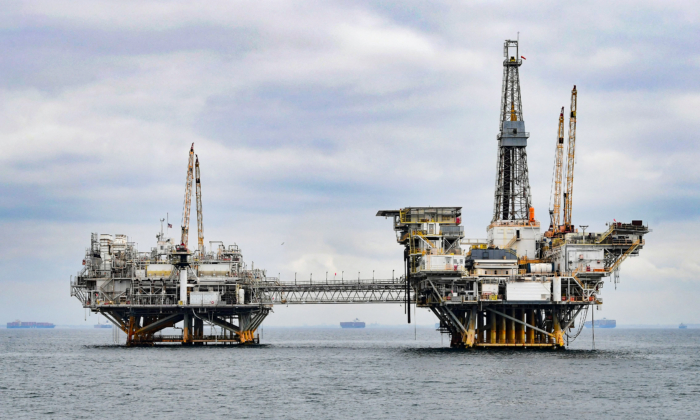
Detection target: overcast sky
<box><xmin>1</xmin><ymin>1</ymin><xmax>698</xmax><ymax>326</ymax></box>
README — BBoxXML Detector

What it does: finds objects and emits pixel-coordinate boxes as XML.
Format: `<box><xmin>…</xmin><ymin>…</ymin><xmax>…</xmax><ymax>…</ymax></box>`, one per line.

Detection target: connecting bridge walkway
<box><xmin>257</xmin><ymin>277</ymin><xmax>410</xmax><ymax>304</ymax></box>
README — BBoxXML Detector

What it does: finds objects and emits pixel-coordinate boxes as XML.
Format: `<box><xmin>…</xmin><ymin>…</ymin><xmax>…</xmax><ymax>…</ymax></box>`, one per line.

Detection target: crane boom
<box><xmin>551</xmin><ymin>106</ymin><xmax>566</xmax><ymax>232</ymax></box>
<box><xmin>563</xmin><ymin>85</ymin><xmax>577</xmax><ymax>230</ymax></box>
<box><xmin>195</xmin><ymin>155</ymin><xmax>204</xmax><ymax>254</ymax></box>
<box><xmin>180</xmin><ymin>143</ymin><xmax>195</xmax><ymax>247</ymax></box>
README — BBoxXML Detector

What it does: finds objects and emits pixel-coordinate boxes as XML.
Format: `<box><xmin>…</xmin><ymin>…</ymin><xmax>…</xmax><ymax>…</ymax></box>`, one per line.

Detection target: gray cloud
<box><xmin>1</xmin><ymin>0</ymin><xmax>698</xmax><ymax>325</ymax></box>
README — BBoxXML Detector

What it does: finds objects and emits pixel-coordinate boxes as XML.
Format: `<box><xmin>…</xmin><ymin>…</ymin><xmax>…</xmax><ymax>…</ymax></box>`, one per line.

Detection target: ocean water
<box><xmin>1</xmin><ymin>327</ymin><xmax>699</xmax><ymax>419</ymax></box>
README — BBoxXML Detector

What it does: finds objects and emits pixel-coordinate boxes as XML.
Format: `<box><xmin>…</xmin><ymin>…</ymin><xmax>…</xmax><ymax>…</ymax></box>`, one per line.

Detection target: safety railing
<box><xmin>274</xmin><ymin>277</ymin><xmax>405</xmax><ymax>287</ymax></box>
<box><xmin>399</xmin><ymin>209</ymin><xmax>459</xmax><ymax>224</ymax></box>
<box><xmin>461</xmin><ymin>238</ymin><xmax>488</xmax><ymax>244</ymax></box>
<box><xmin>560</xmin><ymin>296</ymin><xmax>595</xmax><ymax>302</ymax></box>
<box><xmin>444</xmin><ymin>295</ymin><xmax>477</xmax><ymax>303</ymax></box>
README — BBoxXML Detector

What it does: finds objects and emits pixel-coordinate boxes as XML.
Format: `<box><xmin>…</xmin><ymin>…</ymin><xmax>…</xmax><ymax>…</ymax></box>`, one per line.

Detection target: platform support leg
<box><xmin>183</xmin><ymin>312</ymin><xmax>191</xmax><ymax>345</ymax></box>
<box><xmin>477</xmin><ymin>310</ymin><xmax>484</xmax><ymax>344</ymax></box>
<box><xmin>553</xmin><ymin>308</ymin><xmax>565</xmax><ymax>348</ymax></box>
<box><xmin>499</xmin><ymin>312</ymin><xmax>506</xmax><ymax>344</ymax></box>
<box><xmin>126</xmin><ymin>316</ymin><xmax>135</xmax><ymax>346</ymax></box>
<box><xmin>193</xmin><ymin>316</ymin><xmax>203</xmax><ymax>345</ymax></box>
<box><xmin>466</xmin><ymin>307</ymin><xmax>476</xmax><ymax>348</ymax></box>
<box><xmin>517</xmin><ymin>310</ymin><xmax>526</xmax><ymax>344</ymax></box>
<box><xmin>507</xmin><ymin>309</ymin><xmax>515</xmax><ymax>344</ymax></box>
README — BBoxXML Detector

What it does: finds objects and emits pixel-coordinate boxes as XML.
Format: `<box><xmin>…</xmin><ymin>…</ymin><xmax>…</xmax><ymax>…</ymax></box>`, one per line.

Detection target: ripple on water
<box><xmin>1</xmin><ymin>328</ymin><xmax>699</xmax><ymax>419</ymax></box>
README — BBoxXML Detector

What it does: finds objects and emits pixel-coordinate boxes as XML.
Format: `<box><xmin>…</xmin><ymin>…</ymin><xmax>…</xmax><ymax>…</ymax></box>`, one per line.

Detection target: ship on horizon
<box><xmin>679</xmin><ymin>323</ymin><xmax>688</xmax><ymax>329</ymax></box>
<box><xmin>7</xmin><ymin>320</ymin><xmax>55</xmax><ymax>329</ymax></box>
<box><xmin>340</xmin><ymin>319</ymin><xmax>365</xmax><ymax>329</ymax></box>
<box><xmin>585</xmin><ymin>318</ymin><xmax>616</xmax><ymax>329</ymax></box>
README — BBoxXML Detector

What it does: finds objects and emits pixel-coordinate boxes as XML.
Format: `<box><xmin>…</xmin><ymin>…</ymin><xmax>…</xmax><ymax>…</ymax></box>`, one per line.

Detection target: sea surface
<box><xmin>1</xmin><ymin>327</ymin><xmax>699</xmax><ymax>419</ymax></box>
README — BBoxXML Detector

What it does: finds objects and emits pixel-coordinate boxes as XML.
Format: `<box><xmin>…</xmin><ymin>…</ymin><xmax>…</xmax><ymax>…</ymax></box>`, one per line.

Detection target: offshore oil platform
<box><xmin>377</xmin><ymin>40</ymin><xmax>648</xmax><ymax>348</ymax></box>
<box><xmin>70</xmin><ymin>39</ymin><xmax>648</xmax><ymax>348</ymax></box>
<box><xmin>70</xmin><ymin>145</ymin><xmax>406</xmax><ymax>346</ymax></box>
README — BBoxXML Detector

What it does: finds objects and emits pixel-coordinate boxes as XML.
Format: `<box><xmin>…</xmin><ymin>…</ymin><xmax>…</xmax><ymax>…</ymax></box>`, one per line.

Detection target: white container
<box><xmin>238</xmin><ymin>288</ymin><xmax>245</xmax><ymax>304</ymax></box>
<box><xmin>190</xmin><ymin>293</ymin><xmax>202</xmax><ymax>305</ymax></box>
<box><xmin>422</xmin><ymin>255</ymin><xmax>465</xmax><ymax>272</ymax></box>
<box><xmin>506</xmin><ymin>281</ymin><xmax>552</xmax><ymax>301</ymax></box>
<box><xmin>198</xmin><ymin>264</ymin><xmax>230</xmax><ymax>277</ymax></box>
<box><xmin>529</xmin><ymin>263</ymin><xmax>552</xmax><ymax>273</ymax></box>
<box><xmin>553</xmin><ymin>277</ymin><xmax>562</xmax><ymax>302</ymax></box>
<box><xmin>147</xmin><ymin>264</ymin><xmax>174</xmax><ymax>277</ymax></box>
<box><xmin>190</xmin><ymin>292</ymin><xmax>220</xmax><ymax>305</ymax></box>
<box><xmin>482</xmin><ymin>284</ymin><xmax>499</xmax><ymax>295</ymax></box>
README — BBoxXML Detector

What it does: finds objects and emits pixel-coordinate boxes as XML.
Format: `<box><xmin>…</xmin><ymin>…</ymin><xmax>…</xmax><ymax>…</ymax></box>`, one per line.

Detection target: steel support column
<box><xmin>478</xmin><ymin>310</ymin><xmax>485</xmax><ymax>343</ymax></box>
<box><xmin>499</xmin><ymin>313</ymin><xmax>506</xmax><ymax>343</ymax></box>
<box><xmin>466</xmin><ymin>307</ymin><xmax>476</xmax><ymax>347</ymax></box>
<box><xmin>507</xmin><ymin>309</ymin><xmax>515</xmax><ymax>344</ymax></box>
<box><xmin>517</xmin><ymin>309</ymin><xmax>525</xmax><ymax>344</ymax></box>
<box><xmin>183</xmin><ymin>311</ymin><xmax>191</xmax><ymax>345</ymax></box>
<box><xmin>553</xmin><ymin>308</ymin><xmax>565</xmax><ymax>347</ymax></box>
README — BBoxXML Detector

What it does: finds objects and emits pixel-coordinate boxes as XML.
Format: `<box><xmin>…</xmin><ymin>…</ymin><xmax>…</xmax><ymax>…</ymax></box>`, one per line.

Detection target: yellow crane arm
<box><xmin>563</xmin><ymin>85</ymin><xmax>577</xmax><ymax>230</ymax></box>
<box><xmin>195</xmin><ymin>155</ymin><xmax>204</xmax><ymax>254</ymax></box>
<box><xmin>552</xmin><ymin>106</ymin><xmax>565</xmax><ymax>231</ymax></box>
<box><xmin>180</xmin><ymin>143</ymin><xmax>195</xmax><ymax>247</ymax></box>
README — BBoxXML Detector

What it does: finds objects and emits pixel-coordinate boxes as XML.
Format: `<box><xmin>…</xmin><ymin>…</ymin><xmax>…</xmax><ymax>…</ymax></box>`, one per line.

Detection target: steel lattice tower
<box><xmin>492</xmin><ymin>40</ymin><xmax>532</xmax><ymax>223</ymax></box>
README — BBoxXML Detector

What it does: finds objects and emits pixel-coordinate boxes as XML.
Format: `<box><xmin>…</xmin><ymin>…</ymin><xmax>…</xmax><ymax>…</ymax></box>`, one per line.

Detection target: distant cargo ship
<box><xmin>340</xmin><ymin>319</ymin><xmax>365</xmax><ymax>328</ymax></box>
<box><xmin>679</xmin><ymin>323</ymin><xmax>687</xmax><ymax>329</ymax></box>
<box><xmin>585</xmin><ymin>318</ymin><xmax>616</xmax><ymax>328</ymax></box>
<box><xmin>7</xmin><ymin>320</ymin><xmax>55</xmax><ymax>329</ymax></box>
<box><xmin>94</xmin><ymin>324</ymin><xmax>112</xmax><ymax>329</ymax></box>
